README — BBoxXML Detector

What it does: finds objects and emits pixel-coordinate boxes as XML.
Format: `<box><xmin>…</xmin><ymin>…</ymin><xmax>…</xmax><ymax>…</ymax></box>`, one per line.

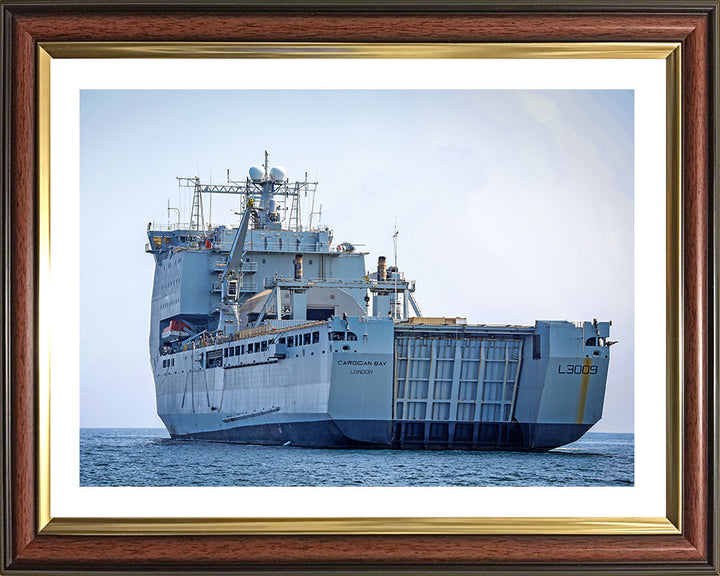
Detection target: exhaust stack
<box><xmin>294</xmin><ymin>254</ymin><xmax>303</xmax><ymax>280</ymax></box>
<box><xmin>377</xmin><ymin>256</ymin><xmax>387</xmax><ymax>281</ymax></box>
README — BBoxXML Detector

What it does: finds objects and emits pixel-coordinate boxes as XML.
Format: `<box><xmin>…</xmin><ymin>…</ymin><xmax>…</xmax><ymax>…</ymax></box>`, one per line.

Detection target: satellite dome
<box><xmin>269</xmin><ymin>166</ymin><xmax>287</xmax><ymax>182</ymax></box>
<box><xmin>249</xmin><ymin>166</ymin><xmax>265</xmax><ymax>181</ymax></box>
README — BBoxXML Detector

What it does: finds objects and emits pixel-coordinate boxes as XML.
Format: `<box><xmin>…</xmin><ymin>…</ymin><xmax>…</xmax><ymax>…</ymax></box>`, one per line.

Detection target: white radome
<box><xmin>249</xmin><ymin>166</ymin><xmax>265</xmax><ymax>181</ymax></box>
<box><xmin>270</xmin><ymin>166</ymin><xmax>287</xmax><ymax>181</ymax></box>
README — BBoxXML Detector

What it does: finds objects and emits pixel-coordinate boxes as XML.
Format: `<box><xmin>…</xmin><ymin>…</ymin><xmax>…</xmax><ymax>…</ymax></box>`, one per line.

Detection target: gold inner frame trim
<box><xmin>36</xmin><ymin>42</ymin><xmax>682</xmax><ymax>537</ymax></box>
<box><xmin>664</xmin><ymin>45</ymin><xmax>682</xmax><ymax>532</ymax></box>
<box><xmin>37</xmin><ymin>46</ymin><xmax>52</xmax><ymax>533</ymax></box>
<box><xmin>42</xmin><ymin>516</ymin><xmax>678</xmax><ymax>536</ymax></box>
<box><xmin>41</xmin><ymin>41</ymin><xmax>679</xmax><ymax>59</ymax></box>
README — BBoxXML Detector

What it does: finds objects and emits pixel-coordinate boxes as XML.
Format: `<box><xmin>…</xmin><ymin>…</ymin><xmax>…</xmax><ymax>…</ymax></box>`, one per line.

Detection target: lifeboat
<box><xmin>161</xmin><ymin>320</ymin><xmax>191</xmax><ymax>341</ymax></box>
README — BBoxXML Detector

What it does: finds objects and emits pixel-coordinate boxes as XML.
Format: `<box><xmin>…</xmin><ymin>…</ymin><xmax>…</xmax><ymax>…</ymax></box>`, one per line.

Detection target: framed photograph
<box><xmin>2</xmin><ymin>1</ymin><xmax>717</xmax><ymax>574</ymax></box>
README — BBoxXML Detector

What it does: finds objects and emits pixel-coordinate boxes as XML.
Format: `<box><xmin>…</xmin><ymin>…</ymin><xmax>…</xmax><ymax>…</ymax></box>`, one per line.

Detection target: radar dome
<box><xmin>249</xmin><ymin>166</ymin><xmax>265</xmax><ymax>181</ymax></box>
<box><xmin>270</xmin><ymin>166</ymin><xmax>287</xmax><ymax>182</ymax></box>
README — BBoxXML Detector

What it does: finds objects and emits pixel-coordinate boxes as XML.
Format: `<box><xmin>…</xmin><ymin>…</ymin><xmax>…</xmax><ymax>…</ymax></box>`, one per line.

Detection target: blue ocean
<box><xmin>80</xmin><ymin>429</ymin><xmax>633</xmax><ymax>487</ymax></box>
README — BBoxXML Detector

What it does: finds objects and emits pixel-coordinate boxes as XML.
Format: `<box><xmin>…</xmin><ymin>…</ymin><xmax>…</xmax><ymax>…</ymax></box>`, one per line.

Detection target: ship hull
<box><xmin>153</xmin><ymin>317</ymin><xmax>609</xmax><ymax>452</ymax></box>
<box><xmin>167</xmin><ymin>417</ymin><xmax>389</xmax><ymax>448</ymax></box>
<box><xmin>165</xmin><ymin>415</ymin><xmax>592</xmax><ymax>451</ymax></box>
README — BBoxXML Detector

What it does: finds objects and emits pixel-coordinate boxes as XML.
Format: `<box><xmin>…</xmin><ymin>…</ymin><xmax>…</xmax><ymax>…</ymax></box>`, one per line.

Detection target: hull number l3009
<box><xmin>558</xmin><ymin>364</ymin><xmax>598</xmax><ymax>375</ymax></box>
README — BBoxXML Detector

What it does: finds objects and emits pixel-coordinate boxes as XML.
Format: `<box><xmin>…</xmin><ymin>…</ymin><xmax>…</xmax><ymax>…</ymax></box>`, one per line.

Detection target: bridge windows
<box><xmin>331</xmin><ymin>331</ymin><xmax>357</xmax><ymax>341</ymax></box>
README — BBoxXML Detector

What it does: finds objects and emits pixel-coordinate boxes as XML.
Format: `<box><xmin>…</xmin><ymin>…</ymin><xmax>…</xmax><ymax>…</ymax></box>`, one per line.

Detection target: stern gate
<box><xmin>392</xmin><ymin>325</ymin><xmax>529</xmax><ymax>448</ymax></box>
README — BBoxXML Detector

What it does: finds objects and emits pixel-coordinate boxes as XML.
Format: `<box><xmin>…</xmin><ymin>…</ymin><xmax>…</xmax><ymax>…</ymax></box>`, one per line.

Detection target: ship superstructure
<box><xmin>146</xmin><ymin>153</ymin><xmax>613</xmax><ymax>450</ymax></box>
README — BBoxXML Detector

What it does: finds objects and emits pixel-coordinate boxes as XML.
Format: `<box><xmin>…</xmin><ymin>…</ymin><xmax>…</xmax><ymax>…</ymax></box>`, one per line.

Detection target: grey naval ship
<box><xmin>147</xmin><ymin>153</ymin><xmax>613</xmax><ymax>451</ymax></box>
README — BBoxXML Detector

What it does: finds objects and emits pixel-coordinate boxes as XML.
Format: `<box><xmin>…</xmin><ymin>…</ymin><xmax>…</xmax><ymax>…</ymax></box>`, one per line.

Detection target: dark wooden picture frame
<box><xmin>1</xmin><ymin>1</ymin><xmax>717</xmax><ymax>574</ymax></box>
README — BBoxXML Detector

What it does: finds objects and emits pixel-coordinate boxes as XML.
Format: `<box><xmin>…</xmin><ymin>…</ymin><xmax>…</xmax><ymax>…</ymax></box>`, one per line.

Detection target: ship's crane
<box><xmin>221</xmin><ymin>206</ymin><xmax>253</xmax><ymax>304</ymax></box>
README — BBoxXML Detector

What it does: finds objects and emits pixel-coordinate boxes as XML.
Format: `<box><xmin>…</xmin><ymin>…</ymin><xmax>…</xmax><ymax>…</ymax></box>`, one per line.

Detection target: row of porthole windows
<box><xmin>205</xmin><ymin>330</ymin><xmax>324</xmax><ymax>368</ymax></box>
<box><xmin>161</xmin><ymin>278</ymin><xmax>180</xmax><ymax>290</ymax></box>
<box><xmin>166</xmin><ymin>330</ymin><xmax>327</xmax><ymax>371</ymax></box>
<box><xmin>160</xmin><ymin>256</ymin><xmax>179</xmax><ymax>267</ymax></box>
<box><xmin>224</xmin><ymin>340</ymin><xmax>268</xmax><ymax>358</ymax></box>
<box><xmin>218</xmin><ymin>329</ymin><xmax>321</xmax><ymax>358</ymax></box>
<box><xmin>283</xmin><ymin>331</ymin><xmax>320</xmax><ymax>348</ymax></box>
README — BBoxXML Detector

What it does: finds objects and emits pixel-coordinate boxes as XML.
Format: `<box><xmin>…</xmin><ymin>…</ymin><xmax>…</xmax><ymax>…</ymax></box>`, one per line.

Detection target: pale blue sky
<box><xmin>79</xmin><ymin>89</ymin><xmax>634</xmax><ymax>432</ymax></box>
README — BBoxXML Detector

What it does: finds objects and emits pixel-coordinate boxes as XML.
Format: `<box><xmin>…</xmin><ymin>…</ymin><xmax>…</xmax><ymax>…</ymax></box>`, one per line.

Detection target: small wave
<box><xmin>550</xmin><ymin>449</ymin><xmax>607</xmax><ymax>457</ymax></box>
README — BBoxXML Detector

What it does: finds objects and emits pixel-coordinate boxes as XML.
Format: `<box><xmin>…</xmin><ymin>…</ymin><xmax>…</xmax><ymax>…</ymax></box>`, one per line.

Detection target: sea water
<box><xmin>80</xmin><ymin>428</ymin><xmax>633</xmax><ymax>487</ymax></box>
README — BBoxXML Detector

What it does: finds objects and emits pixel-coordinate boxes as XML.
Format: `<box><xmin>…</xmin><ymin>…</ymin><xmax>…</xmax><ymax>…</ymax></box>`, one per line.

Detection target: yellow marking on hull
<box><xmin>575</xmin><ymin>357</ymin><xmax>593</xmax><ymax>424</ymax></box>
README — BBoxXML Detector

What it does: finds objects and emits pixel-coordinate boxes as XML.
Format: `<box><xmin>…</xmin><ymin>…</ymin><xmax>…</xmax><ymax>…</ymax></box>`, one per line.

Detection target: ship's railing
<box><xmin>164</xmin><ymin>321</ymin><xmax>312</xmax><ymax>354</ymax></box>
<box><xmin>150</xmin><ymin>222</ymin><xmax>333</xmax><ymax>235</ymax></box>
<box><xmin>211</xmin><ymin>280</ymin><xmax>258</xmax><ymax>293</ymax></box>
<box><xmin>247</xmin><ymin>240</ymin><xmax>332</xmax><ymax>253</ymax></box>
<box><xmin>209</xmin><ymin>259</ymin><xmax>258</xmax><ymax>272</ymax></box>
<box><xmin>150</xmin><ymin>222</ymin><xmax>212</xmax><ymax>232</ymax></box>
<box><xmin>265</xmin><ymin>276</ymin><xmax>416</xmax><ymax>292</ymax></box>
<box><xmin>203</xmin><ymin>259</ymin><xmax>257</xmax><ymax>274</ymax></box>
<box><xmin>146</xmin><ymin>239</ymin><xmax>333</xmax><ymax>254</ymax></box>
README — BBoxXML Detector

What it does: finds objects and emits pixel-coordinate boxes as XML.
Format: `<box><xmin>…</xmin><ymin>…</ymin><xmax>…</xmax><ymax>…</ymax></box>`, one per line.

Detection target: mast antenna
<box><xmin>208</xmin><ymin>173</ymin><xmax>212</xmax><ymax>230</ymax></box>
<box><xmin>393</xmin><ymin>221</ymin><xmax>399</xmax><ymax>320</ymax></box>
<box><xmin>167</xmin><ymin>199</ymin><xmax>180</xmax><ymax>227</ymax></box>
<box><xmin>308</xmin><ymin>171</ymin><xmax>316</xmax><ymax>230</ymax></box>
<box><xmin>393</xmin><ymin>219</ymin><xmax>399</xmax><ymax>269</ymax></box>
